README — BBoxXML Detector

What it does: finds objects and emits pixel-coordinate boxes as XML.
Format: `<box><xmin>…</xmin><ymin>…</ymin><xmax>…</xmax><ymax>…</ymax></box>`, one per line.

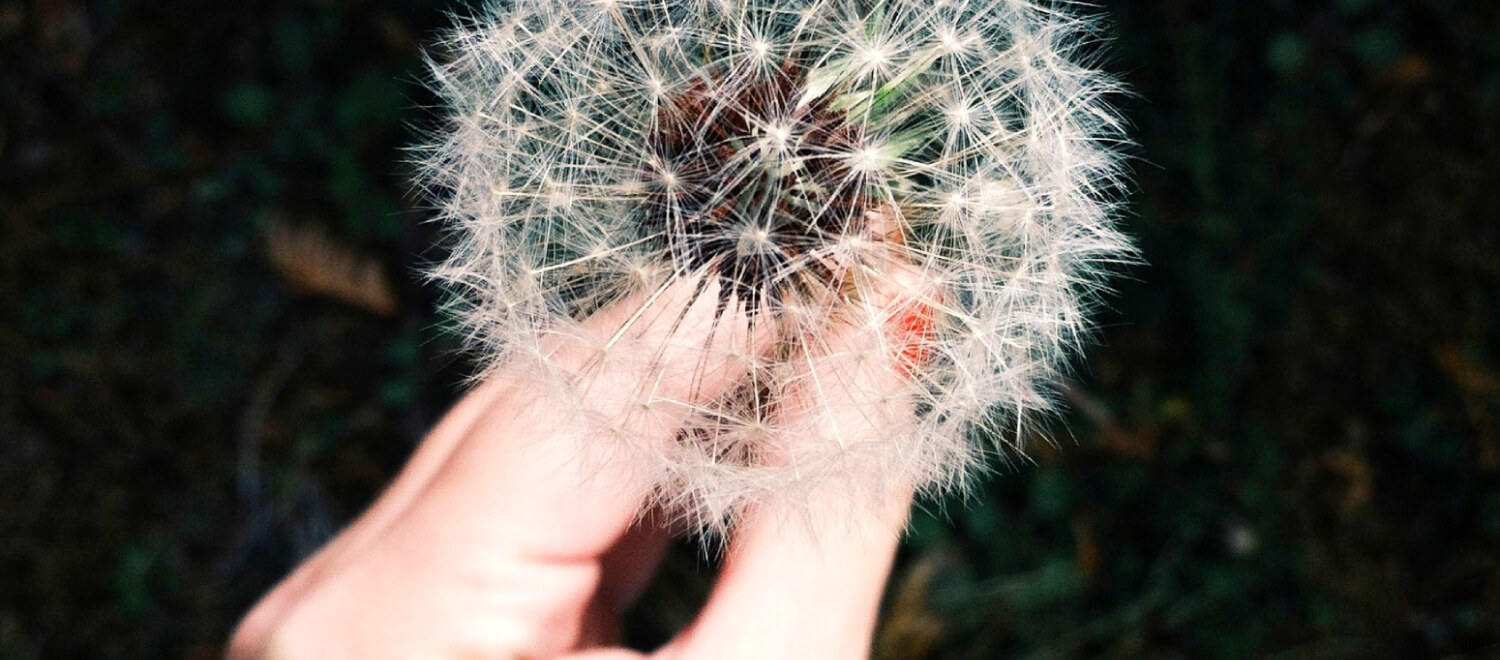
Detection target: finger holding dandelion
<box><xmin>421</xmin><ymin>0</ymin><xmax>1133</xmax><ymax>529</ymax></box>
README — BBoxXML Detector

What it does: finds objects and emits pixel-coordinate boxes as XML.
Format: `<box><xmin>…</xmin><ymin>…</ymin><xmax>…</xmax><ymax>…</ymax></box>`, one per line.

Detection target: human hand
<box><xmin>227</xmin><ymin>271</ymin><xmax>926</xmax><ymax>660</ymax></box>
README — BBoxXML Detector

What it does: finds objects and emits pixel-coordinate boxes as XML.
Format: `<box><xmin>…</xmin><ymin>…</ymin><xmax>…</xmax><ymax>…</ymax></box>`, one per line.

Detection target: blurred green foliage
<box><xmin>1</xmin><ymin>0</ymin><xmax>1497</xmax><ymax>658</ymax></box>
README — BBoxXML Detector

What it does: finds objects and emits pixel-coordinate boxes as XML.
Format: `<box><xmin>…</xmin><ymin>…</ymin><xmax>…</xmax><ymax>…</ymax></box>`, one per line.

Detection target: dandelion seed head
<box><xmin>421</xmin><ymin>0</ymin><xmax>1133</xmax><ymax>529</ymax></box>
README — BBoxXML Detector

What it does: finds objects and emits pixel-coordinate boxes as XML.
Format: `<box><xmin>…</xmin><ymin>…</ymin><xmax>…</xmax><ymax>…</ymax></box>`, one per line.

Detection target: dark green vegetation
<box><xmin>2</xmin><ymin>0</ymin><xmax>1497</xmax><ymax>657</ymax></box>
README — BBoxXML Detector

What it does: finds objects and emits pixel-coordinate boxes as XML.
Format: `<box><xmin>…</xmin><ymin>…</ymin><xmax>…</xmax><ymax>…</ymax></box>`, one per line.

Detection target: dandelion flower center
<box><xmin>643</xmin><ymin>62</ymin><xmax>877</xmax><ymax>313</ymax></box>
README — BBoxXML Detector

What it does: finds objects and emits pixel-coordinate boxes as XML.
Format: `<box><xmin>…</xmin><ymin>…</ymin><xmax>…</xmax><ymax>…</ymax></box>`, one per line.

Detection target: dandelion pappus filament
<box><xmin>642</xmin><ymin>60</ymin><xmax>881</xmax><ymax>315</ymax></box>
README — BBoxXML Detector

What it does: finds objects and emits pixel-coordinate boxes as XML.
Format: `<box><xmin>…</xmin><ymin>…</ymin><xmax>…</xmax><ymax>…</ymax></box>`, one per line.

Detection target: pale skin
<box><xmin>227</xmin><ymin>268</ymin><xmax>925</xmax><ymax>660</ymax></box>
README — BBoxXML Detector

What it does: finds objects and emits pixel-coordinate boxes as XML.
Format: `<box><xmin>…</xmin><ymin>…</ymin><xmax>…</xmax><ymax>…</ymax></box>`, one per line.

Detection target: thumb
<box><xmin>657</xmin><ymin>265</ymin><xmax>933</xmax><ymax>660</ymax></box>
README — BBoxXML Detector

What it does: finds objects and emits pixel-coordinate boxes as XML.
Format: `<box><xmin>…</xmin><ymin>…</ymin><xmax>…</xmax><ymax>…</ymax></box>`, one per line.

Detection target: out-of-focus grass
<box><xmin>1</xmin><ymin>0</ymin><xmax>1496</xmax><ymax>657</ymax></box>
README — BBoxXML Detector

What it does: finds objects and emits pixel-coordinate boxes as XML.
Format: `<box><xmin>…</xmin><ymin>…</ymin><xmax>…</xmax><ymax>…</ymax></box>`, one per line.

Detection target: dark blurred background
<box><xmin>2</xmin><ymin>0</ymin><xmax>1497</xmax><ymax>657</ymax></box>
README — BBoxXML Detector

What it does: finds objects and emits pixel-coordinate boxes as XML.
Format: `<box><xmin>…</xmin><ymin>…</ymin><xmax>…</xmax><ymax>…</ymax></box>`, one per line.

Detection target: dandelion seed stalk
<box><xmin>420</xmin><ymin>0</ymin><xmax>1134</xmax><ymax>528</ymax></box>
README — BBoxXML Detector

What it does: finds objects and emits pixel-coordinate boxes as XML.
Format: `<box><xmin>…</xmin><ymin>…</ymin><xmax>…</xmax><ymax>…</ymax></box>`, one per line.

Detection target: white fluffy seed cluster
<box><xmin>419</xmin><ymin>0</ymin><xmax>1132</xmax><ymax>528</ymax></box>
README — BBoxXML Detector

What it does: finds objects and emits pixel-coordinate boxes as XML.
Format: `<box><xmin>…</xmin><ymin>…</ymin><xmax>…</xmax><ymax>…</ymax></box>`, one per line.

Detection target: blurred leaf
<box><xmin>906</xmin><ymin>508</ymin><xmax>952</xmax><ymax>553</ymax></box>
<box><xmin>335</xmin><ymin>72</ymin><xmax>402</xmax><ymax>135</ymax></box>
<box><xmin>1337</xmin><ymin>0</ymin><xmax>1374</xmax><ymax>14</ymax></box>
<box><xmin>1267</xmin><ymin>32</ymin><xmax>1307</xmax><ymax>77</ymax></box>
<box><xmin>1004</xmin><ymin>558</ymin><xmax>1082</xmax><ymax>611</ymax></box>
<box><xmin>1028</xmin><ymin>468</ymin><xmax>1072</xmax><ymax>522</ymax></box>
<box><xmin>1352</xmin><ymin>28</ymin><xmax>1403</xmax><ymax>67</ymax></box>
<box><xmin>265</xmin><ymin>220</ymin><xmax>399</xmax><ymax>316</ymax></box>
<box><xmin>274</xmin><ymin>15</ymin><xmax>314</xmax><ymax>75</ymax></box>
<box><xmin>380</xmin><ymin>379</ymin><xmax>417</xmax><ymax>407</ymax></box>
<box><xmin>224</xmin><ymin>83</ymin><xmax>274</xmax><ymax>126</ymax></box>
<box><xmin>112</xmin><ymin>542</ymin><xmax>157</xmax><ymax>621</ymax></box>
<box><xmin>876</xmin><ymin>552</ymin><xmax>950</xmax><ymax>660</ymax></box>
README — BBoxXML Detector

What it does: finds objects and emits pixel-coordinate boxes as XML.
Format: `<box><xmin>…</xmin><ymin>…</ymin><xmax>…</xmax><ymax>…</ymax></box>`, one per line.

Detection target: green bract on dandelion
<box><xmin>419</xmin><ymin>0</ymin><xmax>1133</xmax><ymax>527</ymax></box>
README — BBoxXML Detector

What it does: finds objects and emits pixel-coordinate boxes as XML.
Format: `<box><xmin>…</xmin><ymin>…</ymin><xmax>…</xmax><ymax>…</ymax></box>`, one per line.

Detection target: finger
<box><xmin>231</xmin><ymin>275</ymin><xmax>771</xmax><ymax>659</ymax></box>
<box><xmin>422</xmin><ymin>273</ymin><xmax>772</xmax><ymax>559</ymax></box>
<box><xmin>658</xmin><ymin>267</ymin><xmax>929</xmax><ymax>660</ymax></box>
<box><xmin>229</xmin><ymin>379</ymin><xmax>510</xmax><ymax>653</ymax></box>
<box><xmin>365</xmin><ymin>276</ymin><xmax>772</xmax><ymax>656</ymax></box>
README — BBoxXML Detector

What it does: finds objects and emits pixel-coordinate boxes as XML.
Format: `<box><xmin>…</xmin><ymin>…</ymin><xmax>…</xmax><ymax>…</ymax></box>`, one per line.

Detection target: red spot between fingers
<box><xmin>891</xmin><ymin>301</ymin><xmax>936</xmax><ymax>379</ymax></box>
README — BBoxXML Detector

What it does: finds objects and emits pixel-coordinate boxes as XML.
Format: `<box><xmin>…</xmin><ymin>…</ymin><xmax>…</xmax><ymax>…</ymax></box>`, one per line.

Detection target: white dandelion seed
<box><xmin>418</xmin><ymin>0</ymin><xmax>1134</xmax><ymax>530</ymax></box>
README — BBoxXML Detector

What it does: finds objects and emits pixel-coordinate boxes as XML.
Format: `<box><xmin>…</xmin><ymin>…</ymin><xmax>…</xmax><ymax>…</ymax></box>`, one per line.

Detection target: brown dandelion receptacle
<box><xmin>643</xmin><ymin>60</ymin><xmax>879</xmax><ymax>314</ymax></box>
